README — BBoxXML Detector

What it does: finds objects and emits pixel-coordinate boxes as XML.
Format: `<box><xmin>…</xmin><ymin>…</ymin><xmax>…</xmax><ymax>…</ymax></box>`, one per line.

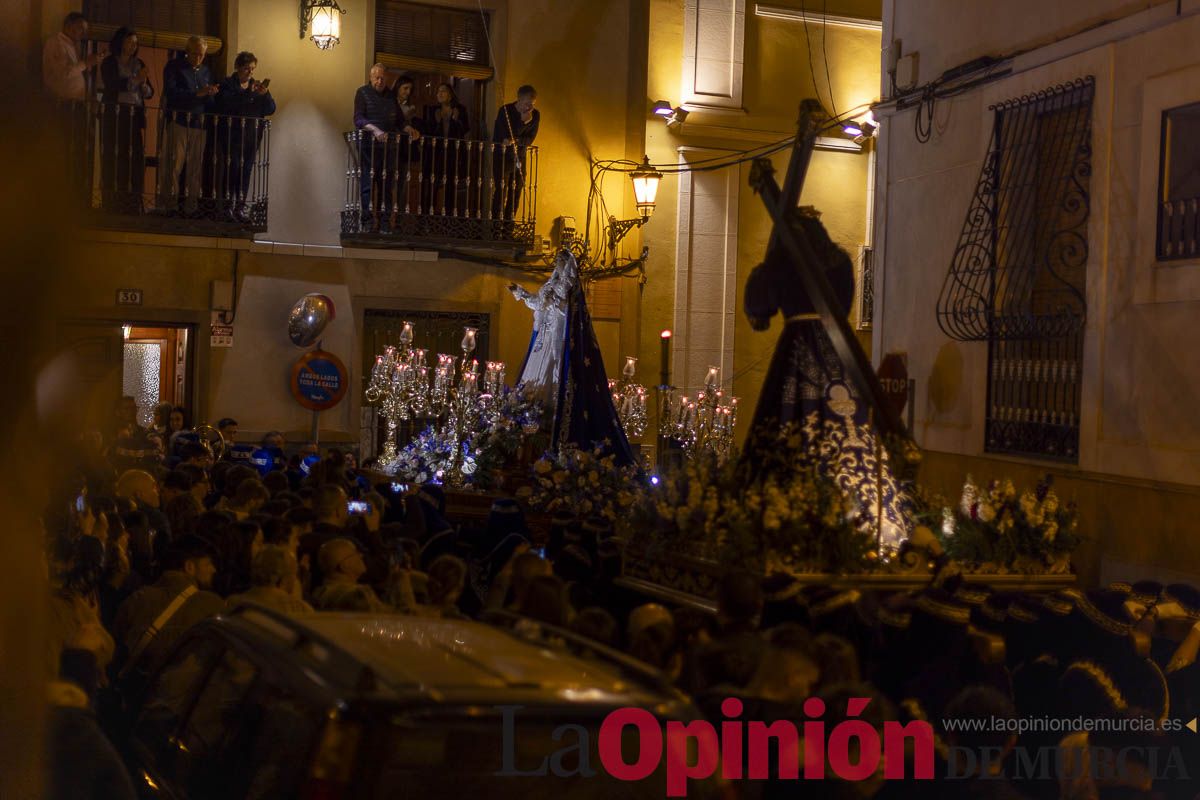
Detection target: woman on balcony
<box><xmin>99</xmin><ymin>27</ymin><xmax>153</xmax><ymax>214</ymax></box>
<box><xmin>422</xmin><ymin>83</ymin><xmax>470</xmax><ymax>218</ymax></box>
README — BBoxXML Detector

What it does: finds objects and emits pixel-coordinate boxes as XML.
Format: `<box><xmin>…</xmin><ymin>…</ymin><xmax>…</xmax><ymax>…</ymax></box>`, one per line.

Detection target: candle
<box><xmin>660</xmin><ymin>330</ymin><xmax>671</xmax><ymax>387</ymax></box>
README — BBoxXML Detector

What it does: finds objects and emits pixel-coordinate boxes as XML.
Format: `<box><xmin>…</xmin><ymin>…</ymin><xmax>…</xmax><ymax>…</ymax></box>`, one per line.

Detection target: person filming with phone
<box><xmin>215</xmin><ymin>51</ymin><xmax>275</xmax><ymax>223</ymax></box>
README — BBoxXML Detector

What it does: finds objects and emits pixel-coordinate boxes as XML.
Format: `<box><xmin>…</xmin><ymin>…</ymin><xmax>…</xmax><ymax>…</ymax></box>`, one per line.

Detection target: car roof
<box><xmin>222</xmin><ymin>606</ymin><xmax>676</xmax><ymax>709</ymax></box>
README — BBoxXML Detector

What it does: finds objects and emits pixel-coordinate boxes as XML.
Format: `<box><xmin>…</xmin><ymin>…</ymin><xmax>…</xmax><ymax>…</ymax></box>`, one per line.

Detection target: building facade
<box><xmin>38</xmin><ymin>0</ymin><xmax>883</xmax><ymax>462</ymax></box>
<box><xmin>875</xmin><ymin>0</ymin><xmax>1200</xmax><ymax>583</ymax></box>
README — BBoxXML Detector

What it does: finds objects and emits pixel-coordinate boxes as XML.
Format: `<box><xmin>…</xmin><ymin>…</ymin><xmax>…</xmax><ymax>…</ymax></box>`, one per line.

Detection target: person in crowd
<box><xmin>45</xmin><ymin>671</ymin><xmax>136</xmax><ymax>800</ymax></box>
<box><xmin>491</xmin><ymin>84</ymin><xmax>539</xmax><ymax>221</ymax></box>
<box><xmin>216</xmin><ymin>416</ymin><xmax>239</xmax><ymax>445</ymax></box>
<box><xmin>518</xmin><ymin>574</ymin><xmax>571</xmax><ymax>627</ymax></box>
<box><xmin>177</xmin><ymin>462</ymin><xmax>212</xmax><ymax>504</ymax></box>
<box><xmin>111</xmin><ymin>535</ymin><xmax>224</xmax><ymax>687</ymax></box>
<box><xmin>297</xmin><ymin>483</ymin><xmax>350</xmax><ymax>591</ymax></box>
<box><xmin>226</xmin><ymin>477</ymin><xmax>269</xmax><ymax>520</ymax></box>
<box><xmin>261</xmin><ymin>471</ymin><xmax>289</xmax><ymax>497</ymax></box>
<box><xmin>214</xmin><ymin>51</ymin><xmax>275</xmax><ymax>224</ymax></box>
<box><xmin>311</xmin><ymin>537</ymin><xmax>414</xmax><ymax>612</ymax></box>
<box><xmin>99</xmin><ymin>26</ymin><xmax>153</xmax><ymax>214</ymax></box>
<box><xmin>114</xmin><ymin>469</ymin><xmax>171</xmax><ymax>551</ymax></box>
<box><xmin>160</xmin><ymin>469</ymin><xmax>192</xmax><ymax>507</ymax></box>
<box><xmin>479</xmin><ymin>541</ymin><xmax>544</xmax><ymax>612</ymax></box>
<box><xmin>226</xmin><ymin>545</ymin><xmax>312</xmax><ymax>615</ymax></box>
<box><xmin>682</xmin><ymin>568</ymin><xmax>765</xmax><ymax>694</ymax></box>
<box><xmin>572</xmin><ymin>607</ymin><xmax>619</xmax><ymax>650</ymax></box>
<box><xmin>422</xmin><ymin>82</ymin><xmax>470</xmax><ymax>216</ymax></box>
<box><xmin>422</xmin><ymin>554</ymin><xmax>468</xmax><ymax>619</ymax></box>
<box><xmin>627</xmin><ymin>603</ymin><xmax>674</xmax><ymax>643</ymax></box>
<box><xmin>353</xmin><ymin>65</ymin><xmax>422</xmax><ymax>231</ymax></box>
<box><xmin>940</xmin><ymin>685</ymin><xmax>1026</xmax><ymax>800</ymax></box>
<box><xmin>158</xmin><ymin>36</ymin><xmax>218</xmax><ymax>216</ymax></box>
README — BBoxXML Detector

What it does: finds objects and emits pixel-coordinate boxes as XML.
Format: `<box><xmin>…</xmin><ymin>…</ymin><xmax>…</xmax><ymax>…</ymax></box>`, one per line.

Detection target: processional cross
<box><xmin>749</xmin><ymin>99</ymin><xmax>921</xmax><ymax>481</ymax></box>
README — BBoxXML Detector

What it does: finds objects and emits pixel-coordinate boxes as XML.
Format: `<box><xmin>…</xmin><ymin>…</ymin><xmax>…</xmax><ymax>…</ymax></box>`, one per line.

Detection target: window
<box><xmin>374</xmin><ymin>1</ymin><xmax>493</xmax><ymax>139</ymax></box>
<box><xmin>375</xmin><ymin>1</ymin><xmax>492</xmax><ymax>73</ymax></box>
<box><xmin>83</xmin><ymin>1</ymin><xmax>224</xmax><ymax>55</ymax></box>
<box><xmin>937</xmin><ymin>77</ymin><xmax>1094</xmax><ymax>462</ymax></box>
<box><xmin>1157</xmin><ymin>101</ymin><xmax>1200</xmax><ymax>260</ymax></box>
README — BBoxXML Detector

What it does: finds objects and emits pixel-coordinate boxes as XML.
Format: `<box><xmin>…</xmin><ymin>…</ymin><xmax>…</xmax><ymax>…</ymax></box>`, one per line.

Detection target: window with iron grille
<box><xmin>1157</xmin><ymin>101</ymin><xmax>1200</xmax><ymax>260</ymax></box>
<box><xmin>937</xmin><ymin>77</ymin><xmax>1093</xmax><ymax>463</ymax></box>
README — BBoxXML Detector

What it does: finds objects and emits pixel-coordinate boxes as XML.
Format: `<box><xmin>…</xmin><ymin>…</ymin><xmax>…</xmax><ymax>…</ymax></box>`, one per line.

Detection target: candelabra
<box><xmin>659</xmin><ymin>365</ymin><xmax>739</xmax><ymax>461</ymax></box>
<box><xmin>365</xmin><ymin>323</ymin><xmax>504</xmax><ymax>483</ymax></box>
<box><xmin>608</xmin><ymin>356</ymin><xmax>648</xmax><ymax>441</ymax></box>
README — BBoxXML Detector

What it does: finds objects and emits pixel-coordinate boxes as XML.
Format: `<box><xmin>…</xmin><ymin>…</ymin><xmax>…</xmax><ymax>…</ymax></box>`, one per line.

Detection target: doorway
<box><xmin>57</xmin><ymin>321</ymin><xmax>194</xmax><ymax>435</ymax></box>
<box><xmin>123</xmin><ymin>325</ymin><xmax>191</xmax><ymax>428</ymax></box>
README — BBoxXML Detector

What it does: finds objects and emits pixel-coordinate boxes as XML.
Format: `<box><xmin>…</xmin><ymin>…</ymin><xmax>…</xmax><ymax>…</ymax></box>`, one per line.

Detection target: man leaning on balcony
<box><xmin>158</xmin><ymin>36</ymin><xmax>219</xmax><ymax>216</ymax></box>
<box><xmin>44</xmin><ymin>12</ymin><xmax>103</xmax><ymax>206</ymax></box>
<box><xmin>353</xmin><ymin>64</ymin><xmax>422</xmax><ymax>232</ymax></box>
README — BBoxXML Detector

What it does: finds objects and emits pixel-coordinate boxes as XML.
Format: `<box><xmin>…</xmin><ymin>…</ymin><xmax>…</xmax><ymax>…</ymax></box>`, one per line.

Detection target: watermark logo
<box><xmin>496</xmin><ymin>704</ymin><xmax>1198</xmax><ymax>797</ymax></box>
<box><xmin>496</xmin><ymin>698</ymin><xmax>935</xmax><ymax>797</ymax></box>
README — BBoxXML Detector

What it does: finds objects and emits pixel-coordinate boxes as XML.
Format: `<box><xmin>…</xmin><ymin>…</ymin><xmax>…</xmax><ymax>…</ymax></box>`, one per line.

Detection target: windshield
<box><xmin>369</xmin><ymin>710</ymin><xmax>725</xmax><ymax>799</ymax></box>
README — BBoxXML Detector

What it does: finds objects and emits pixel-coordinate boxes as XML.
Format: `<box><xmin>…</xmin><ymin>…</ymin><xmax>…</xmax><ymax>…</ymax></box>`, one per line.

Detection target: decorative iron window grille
<box><xmin>938</xmin><ymin>77</ymin><xmax>1093</xmax><ymax>462</ymax></box>
<box><xmin>1157</xmin><ymin>100</ymin><xmax>1200</xmax><ymax>260</ymax></box>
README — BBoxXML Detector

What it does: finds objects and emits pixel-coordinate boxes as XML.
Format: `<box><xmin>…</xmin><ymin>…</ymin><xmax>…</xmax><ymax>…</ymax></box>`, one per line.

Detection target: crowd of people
<box><xmin>41</xmin><ymin>393</ymin><xmax>1200</xmax><ymax>800</ymax></box>
<box><xmin>42</xmin><ymin>11</ymin><xmax>541</xmax><ymax>228</ymax></box>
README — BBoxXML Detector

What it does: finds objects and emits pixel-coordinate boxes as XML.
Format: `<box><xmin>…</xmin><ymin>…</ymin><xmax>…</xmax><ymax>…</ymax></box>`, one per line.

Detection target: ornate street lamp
<box><xmin>300</xmin><ymin>0</ymin><xmax>345</xmax><ymax>50</ymax></box>
<box><xmin>629</xmin><ymin>156</ymin><xmax>663</xmax><ymax>219</ymax></box>
<box><xmin>606</xmin><ymin>156</ymin><xmax>664</xmax><ymax>254</ymax></box>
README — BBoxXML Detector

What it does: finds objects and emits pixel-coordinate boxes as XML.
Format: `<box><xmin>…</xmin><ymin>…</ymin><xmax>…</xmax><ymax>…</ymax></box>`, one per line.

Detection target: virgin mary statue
<box><xmin>509</xmin><ymin>251</ymin><xmax>635</xmax><ymax>465</ymax></box>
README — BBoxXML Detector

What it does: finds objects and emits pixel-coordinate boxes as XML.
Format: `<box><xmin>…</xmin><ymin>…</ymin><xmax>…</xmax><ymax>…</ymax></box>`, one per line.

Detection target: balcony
<box><xmin>341</xmin><ymin>131</ymin><xmax>537</xmax><ymax>254</ymax></box>
<box><xmin>62</xmin><ymin>101</ymin><xmax>270</xmax><ymax>237</ymax></box>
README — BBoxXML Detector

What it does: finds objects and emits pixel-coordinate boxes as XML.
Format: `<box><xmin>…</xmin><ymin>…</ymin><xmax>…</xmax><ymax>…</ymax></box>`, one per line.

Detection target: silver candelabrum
<box><xmin>364</xmin><ymin>323</ymin><xmax>504</xmax><ymax>483</ymax></box>
<box><xmin>659</xmin><ymin>365</ymin><xmax>739</xmax><ymax>461</ymax></box>
<box><xmin>608</xmin><ymin>356</ymin><xmax>648</xmax><ymax>441</ymax></box>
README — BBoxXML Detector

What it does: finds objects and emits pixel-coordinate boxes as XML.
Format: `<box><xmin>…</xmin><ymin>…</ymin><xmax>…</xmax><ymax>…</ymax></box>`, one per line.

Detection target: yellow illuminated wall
<box><xmin>42</xmin><ymin>0</ymin><xmax>880</xmax><ymax>452</ymax></box>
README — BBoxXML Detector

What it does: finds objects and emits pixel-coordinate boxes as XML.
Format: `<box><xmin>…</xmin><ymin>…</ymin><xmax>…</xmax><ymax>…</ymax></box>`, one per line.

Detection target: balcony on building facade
<box><xmin>341</xmin><ymin>130</ymin><xmax>537</xmax><ymax>253</ymax></box>
<box><xmin>62</xmin><ymin>101</ymin><xmax>270</xmax><ymax>237</ymax></box>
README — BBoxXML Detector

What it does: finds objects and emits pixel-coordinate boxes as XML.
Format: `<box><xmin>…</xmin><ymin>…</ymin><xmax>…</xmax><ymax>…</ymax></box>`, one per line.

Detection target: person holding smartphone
<box><xmin>215</xmin><ymin>51</ymin><xmax>275</xmax><ymax>223</ymax></box>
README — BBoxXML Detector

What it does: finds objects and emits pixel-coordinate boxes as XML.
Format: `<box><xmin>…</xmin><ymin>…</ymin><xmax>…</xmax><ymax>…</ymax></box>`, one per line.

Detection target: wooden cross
<box><xmin>749</xmin><ymin>100</ymin><xmax>921</xmax><ymax>479</ymax></box>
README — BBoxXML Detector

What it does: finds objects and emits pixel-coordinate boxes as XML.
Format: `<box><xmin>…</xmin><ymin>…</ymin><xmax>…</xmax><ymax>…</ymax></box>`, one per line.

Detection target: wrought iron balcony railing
<box><xmin>58</xmin><ymin>100</ymin><xmax>270</xmax><ymax>236</ymax></box>
<box><xmin>342</xmin><ymin>130</ymin><xmax>537</xmax><ymax>251</ymax></box>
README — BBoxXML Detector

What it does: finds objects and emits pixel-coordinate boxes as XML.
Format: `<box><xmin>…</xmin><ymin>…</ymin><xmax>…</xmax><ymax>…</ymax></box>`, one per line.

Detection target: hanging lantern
<box><xmin>301</xmin><ymin>0</ymin><xmax>345</xmax><ymax>51</ymax></box>
<box><xmin>629</xmin><ymin>155</ymin><xmax>663</xmax><ymax>219</ymax></box>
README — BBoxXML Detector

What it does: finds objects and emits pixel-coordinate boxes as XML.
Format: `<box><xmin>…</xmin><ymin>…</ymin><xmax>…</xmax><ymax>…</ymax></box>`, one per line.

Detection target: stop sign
<box><xmin>876</xmin><ymin>352</ymin><xmax>909</xmax><ymax>418</ymax></box>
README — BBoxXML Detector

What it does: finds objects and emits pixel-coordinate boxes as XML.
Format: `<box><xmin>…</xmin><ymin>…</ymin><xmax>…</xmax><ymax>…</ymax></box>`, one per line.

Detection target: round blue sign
<box><xmin>290</xmin><ymin>350</ymin><xmax>349</xmax><ymax>411</ymax></box>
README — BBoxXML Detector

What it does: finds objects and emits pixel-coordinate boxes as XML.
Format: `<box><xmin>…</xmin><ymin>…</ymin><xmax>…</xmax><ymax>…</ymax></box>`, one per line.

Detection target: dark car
<box><xmin>122</xmin><ymin>604</ymin><xmax>722</xmax><ymax>799</ymax></box>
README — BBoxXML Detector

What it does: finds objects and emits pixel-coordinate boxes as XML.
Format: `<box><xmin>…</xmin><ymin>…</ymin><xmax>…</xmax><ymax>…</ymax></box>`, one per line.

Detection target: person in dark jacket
<box><xmin>99</xmin><ymin>26</ymin><xmax>153</xmax><ymax>213</ymax></box>
<box><xmin>214</xmin><ymin>51</ymin><xmax>275</xmax><ymax>223</ymax></box>
<box><xmin>491</xmin><ymin>84</ymin><xmax>539</xmax><ymax>221</ymax></box>
<box><xmin>111</xmin><ymin>535</ymin><xmax>224</xmax><ymax>693</ymax></box>
<box><xmin>157</xmin><ymin>36</ymin><xmax>218</xmax><ymax>214</ymax></box>
<box><xmin>421</xmin><ymin>82</ymin><xmax>470</xmax><ymax>216</ymax></box>
<box><xmin>353</xmin><ymin>64</ymin><xmax>422</xmax><ymax>231</ymax></box>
